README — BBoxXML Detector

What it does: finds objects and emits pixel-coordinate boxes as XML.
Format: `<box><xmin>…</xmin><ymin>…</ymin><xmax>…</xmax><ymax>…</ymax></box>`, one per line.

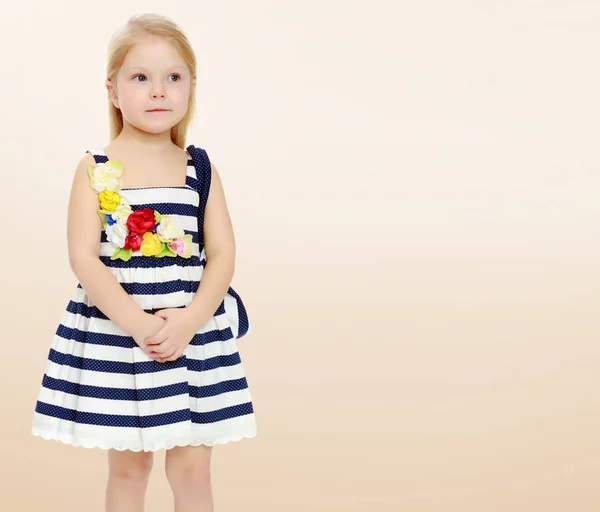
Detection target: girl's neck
<box><xmin>114</xmin><ymin>124</ymin><xmax>176</xmax><ymax>154</ymax></box>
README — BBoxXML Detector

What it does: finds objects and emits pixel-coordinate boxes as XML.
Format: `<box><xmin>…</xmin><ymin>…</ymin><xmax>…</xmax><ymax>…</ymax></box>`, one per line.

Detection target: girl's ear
<box><xmin>106</xmin><ymin>78</ymin><xmax>119</xmax><ymax>108</ymax></box>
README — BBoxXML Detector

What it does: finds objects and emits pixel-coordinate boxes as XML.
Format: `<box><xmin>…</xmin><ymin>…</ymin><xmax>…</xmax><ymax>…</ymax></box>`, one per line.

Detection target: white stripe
<box><xmin>118</xmin><ymin>186</ymin><xmax>199</xmax><ymax>206</ymax></box>
<box><xmin>223</xmin><ymin>293</ymin><xmax>240</xmax><ymax>338</ymax></box>
<box><xmin>31</xmin><ymin>412</ymin><xmax>257</xmax><ymax>451</ymax></box>
<box><xmin>102</xmin><ymin>262</ymin><xmax>206</xmax><ymax>284</ymax></box>
<box><xmin>43</xmin><ymin>348</ymin><xmax>248</xmax><ymax>388</ymax></box>
<box><xmin>99</xmin><ymin>241</ymin><xmax>202</xmax><ymax>258</ymax></box>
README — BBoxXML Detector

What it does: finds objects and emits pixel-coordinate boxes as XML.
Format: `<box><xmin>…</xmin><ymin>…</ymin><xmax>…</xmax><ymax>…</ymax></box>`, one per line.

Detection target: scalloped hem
<box><xmin>31</xmin><ymin>427</ymin><xmax>257</xmax><ymax>452</ymax></box>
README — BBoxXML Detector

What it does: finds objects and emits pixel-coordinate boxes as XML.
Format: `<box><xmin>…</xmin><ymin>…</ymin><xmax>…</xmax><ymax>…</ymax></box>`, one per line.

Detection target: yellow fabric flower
<box><xmin>98</xmin><ymin>190</ymin><xmax>121</xmax><ymax>212</ymax></box>
<box><xmin>140</xmin><ymin>232</ymin><xmax>162</xmax><ymax>256</ymax></box>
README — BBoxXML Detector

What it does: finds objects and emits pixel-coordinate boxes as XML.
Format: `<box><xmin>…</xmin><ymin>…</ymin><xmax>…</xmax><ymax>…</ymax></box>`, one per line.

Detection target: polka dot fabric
<box><xmin>30</xmin><ymin>145</ymin><xmax>257</xmax><ymax>452</ymax></box>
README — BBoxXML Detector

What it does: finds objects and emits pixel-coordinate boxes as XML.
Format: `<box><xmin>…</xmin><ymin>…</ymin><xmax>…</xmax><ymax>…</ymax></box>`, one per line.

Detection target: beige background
<box><xmin>0</xmin><ymin>1</ymin><xmax>598</xmax><ymax>510</ymax></box>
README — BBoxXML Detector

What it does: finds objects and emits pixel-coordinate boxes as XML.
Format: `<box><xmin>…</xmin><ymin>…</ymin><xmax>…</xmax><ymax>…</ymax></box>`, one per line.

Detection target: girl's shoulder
<box><xmin>72</xmin><ymin>149</ymin><xmax>102</xmax><ymax>187</ymax></box>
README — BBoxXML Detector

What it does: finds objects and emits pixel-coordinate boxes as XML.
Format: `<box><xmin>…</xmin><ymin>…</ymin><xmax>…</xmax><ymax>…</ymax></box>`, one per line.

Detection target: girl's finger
<box><xmin>154</xmin><ymin>346</ymin><xmax>177</xmax><ymax>363</ymax></box>
<box><xmin>150</xmin><ymin>343</ymin><xmax>171</xmax><ymax>356</ymax></box>
<box><xmin>162</xmin><ymin>348</ymin><xmax>181</xmax><ymax>362</ymax></box>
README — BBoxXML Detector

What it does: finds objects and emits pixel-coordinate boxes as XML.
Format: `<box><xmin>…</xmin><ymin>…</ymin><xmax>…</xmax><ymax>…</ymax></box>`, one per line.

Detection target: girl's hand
<box><xmin>130</xmin><ymin>314</ymin><xmax>167</xmax><ymax>359</ymax></box>
<box><xmin>143</xmin><ymin>308</ymin><xmax>198</xmax><ymax>363</ymax></box>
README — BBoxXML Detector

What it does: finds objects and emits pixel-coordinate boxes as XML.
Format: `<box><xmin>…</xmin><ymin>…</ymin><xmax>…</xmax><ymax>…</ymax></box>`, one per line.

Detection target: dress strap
<box><xmin>186</xmin><ymin>145</ymin><xmax>212</xmax><ymax>248</ymax></box>
<box><xmin>86</xmin><ymin>148</ymin><xmax>109</xmax><ymax>164</ymax></box>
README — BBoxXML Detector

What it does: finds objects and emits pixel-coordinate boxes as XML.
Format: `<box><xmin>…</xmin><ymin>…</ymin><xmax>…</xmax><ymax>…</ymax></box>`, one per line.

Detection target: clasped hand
<box><xmin>136</xmin><ymin>308</ymin><xmax>198</xmax><ymax>363</ymax></box>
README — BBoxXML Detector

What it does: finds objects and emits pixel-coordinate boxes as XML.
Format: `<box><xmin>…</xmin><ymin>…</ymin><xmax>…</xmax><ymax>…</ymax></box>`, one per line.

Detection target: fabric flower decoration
<box><xmin>98</xmin><ymin>190</ymin><xmax>121</xmax><ymax>212</ymax></box>
<box><xmin>156</xmin><ymin>216</ymin><xmax>185</xmax><ymax>241</ymax></box>
<box><xmin>87</xmin><ymin>160</ymin><xmax>193</xmax><ymax>262</ymax></box>
<box><xmin>140</xmin><ymin>232</ymin><xmax>163</xmax><ymax>256</ymax></box>
<box><xmin>123</xmin><ymin>232</ymin><xmax>143</xmax><ymax>252</ymax></box>
<box><xmin>127</xmin><ymin>208</ymin><xmax>158</xmax><ymax>234</ymax></box>
<box><xmin>111</xmin><ymin>202</ymin><xmax>132</xmax><ymax>224</ymax></box>
<box><xmin>106</xmin><ymin>222</ymin><xmax>128</xmax><ymax>248</ymax></box>
<box><xmin>168</xmin><ymin>235</ymin><xmax>193</xmax><ymax>258</ymax></box>
<box><xmin>88</xmin><ymin>160</ymin><xmax>123</xmax><ymax>193</ymax></box>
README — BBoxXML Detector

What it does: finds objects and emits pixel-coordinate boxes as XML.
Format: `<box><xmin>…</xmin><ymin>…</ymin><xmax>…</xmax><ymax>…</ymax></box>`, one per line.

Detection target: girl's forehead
<box><xmin>126</xmin><ymin>38</ymin><xmax>182</xmax><ymax>61</ymax></box>
<box><xmin>122</xmin><ymin>43</ymin><xmax>187</xmax><ymax>71</ymax></box>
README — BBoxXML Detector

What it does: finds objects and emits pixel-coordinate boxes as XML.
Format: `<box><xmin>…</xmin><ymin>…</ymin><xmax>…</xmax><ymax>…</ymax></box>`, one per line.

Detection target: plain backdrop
<box><xmin>1</xmin><ymin>1</ymin><xmax>599</xmax><ymax>511</ymax></box>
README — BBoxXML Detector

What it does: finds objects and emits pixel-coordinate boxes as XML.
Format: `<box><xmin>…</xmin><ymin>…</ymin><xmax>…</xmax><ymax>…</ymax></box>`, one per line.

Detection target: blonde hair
<box><xmin>106</xmin><ymin>13</ymin><xmax>197</xmax><ymax>148</ymax></box>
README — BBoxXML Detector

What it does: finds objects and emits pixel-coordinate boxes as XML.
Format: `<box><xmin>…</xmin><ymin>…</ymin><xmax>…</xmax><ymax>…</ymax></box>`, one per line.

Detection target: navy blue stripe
<box><xmin>64</xmin><ymin>299</ymin><xmax>184</xmax><ymax>321</ymax></box>
<box><xmin>119</xmin><ymin>279</ymin><xmax>198</xmax><ymax>295</ymax></box>
<box><xmin>56</xmin><ymin>324</ymin><xmax>137</xmax><ymax>347</ymax></box>
<box><xmin>41</xmin><ymin>374</ymin><xmax>250</xmax><ymax>401</ymax></box>
<box><xmin>75</xmin><ymin>278</ymin><xmax>201</xmax><ymax>296</ymax></box>
<box><xmin>48</xmin><ymin>348</ymin><xmax>242</xmax><ymax>374</ymax></box>
<box><xmin>187</xmin><ymin>146</ymin><xmax>210</xmax><ymax>248</ymax></box>
<box><xmin>186</xmin><ymin>174</ymin><xmax>199</xmax><ymax>190</ymax></box>
<box><xmin>35</xmin><ymin>401</ymin><xmax>254</xmax><ymax>427</ymax></box>
<box><xmin>55</xmin><ymin>321</ymin><xmax>234</xmax><ymax>347</ymax></box>
<box><xmin>107</xmin><ymin>202</ymin><xmax>198</xmax><ymax>216</ymax></box>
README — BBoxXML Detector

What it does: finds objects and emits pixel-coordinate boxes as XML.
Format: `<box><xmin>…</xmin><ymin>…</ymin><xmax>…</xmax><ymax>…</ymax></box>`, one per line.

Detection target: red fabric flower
<box><xmin>123</xmin><ymin>232</ymin><xmax>143</xmax><ymax>251</ymax></box>
<box><xmin>126</xmin><ymin>208</ymin><xmax>157</xmax><ymax>234</ymax></box>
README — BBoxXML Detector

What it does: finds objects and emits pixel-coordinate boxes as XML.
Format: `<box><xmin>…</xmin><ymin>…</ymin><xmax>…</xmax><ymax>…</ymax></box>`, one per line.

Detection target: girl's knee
<box><xmin>165</xmin><ymin>445</ymin><xmax>212</xmax><ymax>490</ymax></box>
<box><xmin>107</xmin><ymin>449</ymin><xmax>154</xmax><ymax>482</ymax></box>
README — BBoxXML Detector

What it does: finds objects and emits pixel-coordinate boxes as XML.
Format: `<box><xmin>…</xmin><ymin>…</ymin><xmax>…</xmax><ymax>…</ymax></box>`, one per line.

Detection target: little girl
<box><xmin>30</xmin><ymin>13</ymin><xmax>257</xmax><ymax>512</ymax></box>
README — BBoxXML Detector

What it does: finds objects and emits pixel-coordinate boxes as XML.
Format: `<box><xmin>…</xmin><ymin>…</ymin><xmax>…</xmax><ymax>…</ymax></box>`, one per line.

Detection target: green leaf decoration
<box><xmin>120</xmin><ymin>248</ymin><xmax>133</xmax><ymax>261</ymax></box>
<box><xmin>154</xmin><ymin>242</ymin><xmax>168</xmax><ymax>258</ymax></box>
<box><xmin>154</xmin><ymin>242</ymin><xmax>177</xmax><ymax>258</ymax></box>
<box><xmin>154</xmin><ymin>210</ymin><xmax>162</xmax><ymax>223</ymax></box>
<box><xmin>109</xmin><ymin>247</ymin><xmax>132</xmax><ymax>261</ymax></box>
<box><xmin>110</xmin><ymin>248</ymin><xmax>122</xmax><ymax>260</ymax></box>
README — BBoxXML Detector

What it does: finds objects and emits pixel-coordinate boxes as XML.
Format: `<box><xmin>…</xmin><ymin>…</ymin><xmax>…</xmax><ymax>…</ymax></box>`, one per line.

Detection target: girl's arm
<box><xmin>186</xmin><ymin>162</ymin><xmax>236</xmax><ymax>327</ymax></box>
<box><xmin>66</xmin><ymin>153</ymin><xmax>147</xmax><ymax>335</ymax></box>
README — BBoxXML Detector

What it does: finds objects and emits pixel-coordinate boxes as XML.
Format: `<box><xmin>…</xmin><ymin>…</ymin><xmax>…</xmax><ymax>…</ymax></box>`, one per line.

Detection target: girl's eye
<box><xmin>132</xmin><ymin>74</ymin><xmax>181</xmax><ymax>82</ymax></box>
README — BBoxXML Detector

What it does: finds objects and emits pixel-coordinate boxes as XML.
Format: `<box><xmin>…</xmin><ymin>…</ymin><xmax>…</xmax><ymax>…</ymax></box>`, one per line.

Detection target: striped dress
<box><xmin>30</xmin><ymin>145</ymin><xmax>257</xmax><ymax>452</ymax></box>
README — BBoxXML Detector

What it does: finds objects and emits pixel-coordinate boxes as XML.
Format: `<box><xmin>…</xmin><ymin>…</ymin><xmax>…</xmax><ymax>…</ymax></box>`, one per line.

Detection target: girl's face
<box><xmin>107</xmin><ymin>36</ymin><xmax>195</xmax><ymax>135</ymax></box>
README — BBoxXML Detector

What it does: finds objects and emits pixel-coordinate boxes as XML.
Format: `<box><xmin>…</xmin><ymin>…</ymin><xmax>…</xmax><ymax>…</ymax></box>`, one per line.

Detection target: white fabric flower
<box><xmin>88</xmin><ymin>161</ymin><xmax>123</xmax><ymax>193</ymax></box>
<box><xmin>156</xmin><ymin>215</ymin><xmax>185</xmax><ymax>242</ymax></box>
<box><xmin>111</xmin><ymin>202</ymin><xmax>132</xmax><ymax>225</ymax></box>
<box><xmin>106</xmin><ymin>222</ymin><xmax>129</xmax><ymax>248</ymax></box>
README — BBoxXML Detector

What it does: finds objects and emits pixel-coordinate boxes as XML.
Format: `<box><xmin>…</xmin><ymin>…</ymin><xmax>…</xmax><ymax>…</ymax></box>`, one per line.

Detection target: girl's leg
<box><xmin>105</xmin><ymin>448</ymin><xmax>154</xmax><ymax>512</ymax></box>
<box><xmin>165</xmin><ymin>444</ymin><xmax>214</xmax><ymax>512</ymax></box>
